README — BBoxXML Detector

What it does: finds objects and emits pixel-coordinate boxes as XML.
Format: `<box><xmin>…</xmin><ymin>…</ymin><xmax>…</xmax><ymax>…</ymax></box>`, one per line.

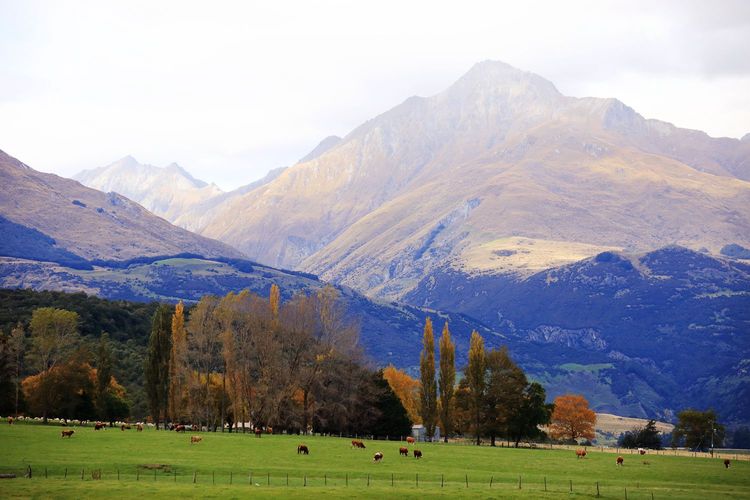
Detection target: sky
<box><xmin>1</xmin><ymin>0</ymin><xmax>749</xmax><ymax>191</ymax></box>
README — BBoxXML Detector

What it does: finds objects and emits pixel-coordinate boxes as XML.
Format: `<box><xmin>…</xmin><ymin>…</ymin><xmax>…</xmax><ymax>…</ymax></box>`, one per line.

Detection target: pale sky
<box><xmin>1</xmin><ymin>0</ymin><xmax>749</xmax><ymax>190</ymax></box>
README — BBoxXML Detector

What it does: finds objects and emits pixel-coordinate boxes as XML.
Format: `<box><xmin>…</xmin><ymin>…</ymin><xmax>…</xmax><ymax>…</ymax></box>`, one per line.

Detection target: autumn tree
<box><xmin>419</xmin><ymin>317</ymin><xmax>438</xmax><ymax>440</ymax></box>
<box><xmin>186</xmin><ymin>296</ymin><xmax>223</xmax><ymax>429</ymax></box>
<box><xmin>482</xmin><ymin>347</ymin><xmax>527</xmax><ymax>446</ymax></box>
<box><xmin>29</xmin><ymin>307</ymin><xmax>80</xmax><ymax>423</ymax></box>
<box><xmin>671</xmin><ymin>409</ymin><xmax>724</xmax><ymax>451</ymax></box>
<box><xmin>145</xmin><ymin>304</ymin><xmax>172</xmax><ymax>429</ymax></box>
<box><xmin>465</xmin><ymin>330</ymin><xmax>486</xmax><ymax>445</ymax></box>
<box><xmin>438</xmin><ymin>321</ymin><xmax>455</xmax><ymax>442</ymax></box>
<box><xmin>383</xmin><ymin>365</ymin><xmax>420</xmax><ymax>424</ymax></box>
<box><xmin>169</xmin><ymin>300</ymin><xmax>189</xmax><ymax>423</ymax></box>
<box><xmin>549</xmin><ymin>394</ymin><xmax>596</xmax><ymax>442</ymax></box>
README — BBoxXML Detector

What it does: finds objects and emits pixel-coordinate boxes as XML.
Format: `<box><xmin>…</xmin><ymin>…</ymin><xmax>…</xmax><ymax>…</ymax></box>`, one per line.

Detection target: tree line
<box><xmin>143</xmin><ymin>285</ymin><xmax>410</xmax><ymax>436</ymax></box>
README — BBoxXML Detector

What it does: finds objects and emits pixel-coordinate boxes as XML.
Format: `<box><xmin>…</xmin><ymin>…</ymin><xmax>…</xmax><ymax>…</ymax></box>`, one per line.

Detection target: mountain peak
<box><xmin>452</xmin><ymin>60</ymin><xmax>561</xmax><ymax>98</ymax></box>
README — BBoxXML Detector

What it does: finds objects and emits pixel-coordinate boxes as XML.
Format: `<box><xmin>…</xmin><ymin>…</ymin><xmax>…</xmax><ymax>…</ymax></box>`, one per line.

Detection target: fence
<box><xmin>0</xmin><ymin>464</ymin><xmax>675</xmax><ymax>498</ymax></box>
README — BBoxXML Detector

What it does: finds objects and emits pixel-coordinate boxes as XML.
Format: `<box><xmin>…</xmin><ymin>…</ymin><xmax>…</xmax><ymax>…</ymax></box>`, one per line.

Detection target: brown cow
<box><xmin>373</xmin><ymin>452</ymin><xmax>383</xmax><ymax>462</ymax></box>
<box><xmin>351</xmin><ymin>439</ymin><xmax>366</xmax><ymax>449</ymax></box>
<box><xmin>724</xmin><ymin>459</ymin><xmax>731</xmax><ymax>469</ymax></box>
<box><xmin>61</xmin><ymin>430</ymin><xmax>75</xmax><ymax>438</ymax></box>
<box><xmin>575</xmin><ymin>449</ymin><xmax>587</xmax><ymax>459</ymax></box>
<box><xmin>638</xmin><ymin>448</ymin><xmax>646</xmax><ymax>455</ymax></box>
<box><xmin>7</xmin><ymin>417</ymin><xmax>13</xmax><ymax>425</ymax></box>
<box><xmin>266</xmin><ymin>427</ymin><xmax>273</xmax><ymax>434</ymax></box>
<box><xmin>413</xmin><ymin>449</ymin><xmax>422</xmax><ymax>459</ymax></box>
<box><xmin>297</xmin><ymin>444</ymin><xmax>309</xmax><ymax>455</ymax></box>
<box><xmin>191</xmin><ymin>435</ymin><xmax>202</xmax><ymax>444</ymax></box>
<box><xmin>406</xmin><ymin>436</ymin><xmax>415</xmax><ymax>444</ymax></box>
<box><xmin>120</xmin><ymin>424</ymin><xmax>131</xmax><ymax>431</ymax></box>
<box><xmin>399</xmin><ymin>447</ymin><xmax>408</xmax><ymax>456</ymax></box>
<box><xmin>616</xmin><ymin>456</ymin><xmax>624</xmax><ymax>466</ymax></box>
<box><xmin>174</xmin><ymin>424</ymin><xmax>186</xmax><ymax>433</ymax></box>
<box><xmin>136</xmin><ymin>423</ymin><xmax>144</xmax><ymax>432</ymax></box>
<box><xmin>94</xmin><ymin>422</ymin><xmax>106</xmax><ymax>430</ymax></box>
<box><xmin>191</xmin><ymin>424</ymin><xmax>199</xmax><ymax>432</ymax></box>
<box><xmin>254</xmin><ymin>427</ymin><xmax>262</xmax><ymax>438</ymax></box>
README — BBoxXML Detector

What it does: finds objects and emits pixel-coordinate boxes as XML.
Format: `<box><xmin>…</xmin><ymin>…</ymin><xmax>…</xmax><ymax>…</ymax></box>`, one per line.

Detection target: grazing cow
<box><xmin>191</xmin><ymin>435</ymin><xmax>202</xmax><ymax>444</ymax></box>
<box><xmin>267</xmin><ymin>427</ymin><xmax>273</xmax><ymax>434</ymax></box>
<box><xmin>373</xmin><ymin>452</ymin><xmax>383</xmax><ymax>463</ymax></box>
<box><xmin>254</xmin><ymin>427</ymin><xmax>262</xmax><ymax>438</ymax></box>
<box><xmin>413</xmin><ymin>449</ymin><xmax>422</xmax><ymax>459</ymax></box>
<box><xmin>638</xmin><ymin>448</ymin><xmax>646</xmax><ymax>455</ymax></box>
<box><xmin>351</xmin><ymin>439</ymin><xmax>366</xmax><ymax>449</ymax></box>
<box><xmin>7</xmin><ymin>417</ymin><xmax>13</xmax><ymax>425</ymax></box>
<box><xmin>616</xmin><ymin>456</ymin><xmax>624</xmax><ymax>466</ymax></box>
<box><xmin>174</xmin><ymin>424</ymin><xmax>186</xmax><ymax>433</ymax></box>
<box><xmin>406</xmin><ymin>436</ymin><xmax>415</xmax><ymax>444</ymax></box>
<box><xmin>136</xmin><ymin>423</ymin><xmax>143</xmax><ymax>432</ymax></box>
<box><xmin>724</xmin><ymin>459</ymin><xmax>731</xmax><ymax>469</ymax></box>
<box><xmin>399</xmin><ymin>447</ymin><xmax>408</xmax><ymax>456</ymax></box>
<box><xmin>61</xmin><ymin>430</ymin><xmax>75</xmax><ymax>438</ymax></box>
<box><xmin>191</xmin><ymin>424</ymin><xmax>199</xmax><ymax>432</ymax></box>
<box><xmin>94</xmin><ymin>422</ymin><xmax>106</xmax><ymax>430</ymax></box>
<box><xmin>121</xmin><ymin>424</ymin><xmax>131</xmax><ymax>431</ymax></box>
<box><xmin>297</xmin><ymin>444</ymin><xmax>309</xmax><ymax>455</ymax></box>
<box><xmin>575</xmin><ymin>449</ymin><xmax>587</xmax><ymax>459</ymax></box>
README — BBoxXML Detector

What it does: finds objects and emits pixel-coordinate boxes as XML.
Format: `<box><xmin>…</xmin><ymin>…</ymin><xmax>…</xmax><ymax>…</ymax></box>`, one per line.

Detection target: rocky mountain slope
<box><xmin>191</xmin><ymin>61</ymin><xmax>750</xmax><ymax>300</ymax></box>
<box><xmin>0</xmin><ymin>150</ymin><xmax>243</xmax><ymax>262</ymax></box>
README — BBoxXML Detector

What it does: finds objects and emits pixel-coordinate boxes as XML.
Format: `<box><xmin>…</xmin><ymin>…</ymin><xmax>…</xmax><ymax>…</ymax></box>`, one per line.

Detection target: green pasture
<box><xmin>1</xmin><ymin>423</ymin><xmax>748</xmax><ymax>499</ymax></box>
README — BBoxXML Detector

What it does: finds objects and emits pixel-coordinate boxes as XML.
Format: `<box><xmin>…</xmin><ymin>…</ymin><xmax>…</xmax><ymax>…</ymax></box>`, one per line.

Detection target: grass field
<box><xmin>1</xmin><ymin>423</ymin><xmax>748</xmax><ymax>499</ymax></box>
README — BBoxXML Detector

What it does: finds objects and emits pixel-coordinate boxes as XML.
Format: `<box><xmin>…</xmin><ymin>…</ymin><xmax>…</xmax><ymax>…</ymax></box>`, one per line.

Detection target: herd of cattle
<box><xmin>5</xmin><ymin>416</ymin><xmax>736</xmax><ymax>469</ymax></box>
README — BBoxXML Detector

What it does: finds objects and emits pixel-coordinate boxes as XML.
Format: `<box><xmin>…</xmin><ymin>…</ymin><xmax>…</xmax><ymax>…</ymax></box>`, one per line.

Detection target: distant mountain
<box><xmin>406</xmin><ymin>246</ymin><xmax>750</xmax><ymax>424</ymax></box>
<box><xmin>75</xmin><ymin>156</ymin><xmax>288</xmax><ymax>233</ymax></box>
<box><xmin>0</xmin><ymin>149</ymin><xmax>243</xmax><ymax>262</ymax></box>
<box><xmin>181</xmin><ymin>60</ymin><xmax>750</xmax><ymax>300</ymax></box>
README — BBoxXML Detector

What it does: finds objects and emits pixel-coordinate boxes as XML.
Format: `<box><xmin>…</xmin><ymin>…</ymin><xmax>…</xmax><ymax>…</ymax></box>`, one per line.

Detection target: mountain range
<box><xmin>3</xmin><ymin>60</ymin><xmax>749</xmax><ymax>424</ymax></box>
<box><xmin>74</xmin><ymin>61</ymin><xmax>750</xmax><ymax>302</ymax></box>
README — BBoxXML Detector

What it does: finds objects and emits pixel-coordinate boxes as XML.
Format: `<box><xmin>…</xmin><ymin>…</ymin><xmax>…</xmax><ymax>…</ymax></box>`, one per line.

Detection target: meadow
<box><xmin>1</xmin><ymin>423</ymin><xmax>748</xmax><ymax>499</ymax></box>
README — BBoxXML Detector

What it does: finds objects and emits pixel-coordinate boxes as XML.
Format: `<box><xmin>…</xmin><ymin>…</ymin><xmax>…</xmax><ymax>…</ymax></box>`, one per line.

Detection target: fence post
<box><xmin>304</xmin><ymin>474</ymin><xmax>307</xmax><ymax>486</ymax></box>
<box><xmin>117</xmin><ymin>469</ymin><xmax>119</xmax><ymax>481</ymax></box>
<box><xmin>64</xmin><ymin>468</ymin><xmax>67</xmax><ymax>479</ymax></box>
<box><xmin>597</xmin><ymin>481</ymin><xmax>600</xmax><ymax>497</ymax></box>
<box><xmin>391</xmin><ymin>473</ymin><xmax>394</xmax><ymax>487</ymax></box>
<box><xmin>570</xmin><ymin>479</ymin><xmax>573</xmax><ymax>492</ymax></box>
<box><xmin>81</xmin><ymin>468</ymin><xmax>84</xmax><ymax>480</ymax></box>
<box><xmin>213</xmin><ymin>471</ymin><xmax>215</xmax><ymax>485</ymax></box>
<box><xmin>267</xmin><ymin>472</ymin><xmax>270</xmax><ymax>486</ymax></box>
<box><xmin>45</xmin><ymin>467</ymin><xmax>47</xmax><ymax>479</ymax></box>
<box><xmin>519</xmin><ymin>475</ymin><xmax>522</xmax><ymax>489</ymax></box>
<box><xmin>625</xmin><ymin>487</ymin><xmax>628</xmax><ymax>500</ymax></box>
<box><xmin>286</xmin><ymin>473</ymin><xmax>289</xmax><ymax>486</ymax></box>
<box><xmin>490</xmin><ymin>475</ymin><xmax>493</xmax><ymax>487</ymax></box>
<box><xmin>193</xmin><ymin>471</ymin><xmax>196</xmax><ymax>484</ymax></box>
<box><xmin>325</xmin><ymin>474</ymin><xmax>327</xmax><ymax>486</ymax></box>
<box><xmin>416</xmin><ymin>473</ymin><xmax>418</xmax><ymax>487</ymax></box>
<box><xmin>544</xmin><ymin>476</ymin><xmax>547</xmax><ymax>491</ymax></box>
<box><xmin>367</xmin><ymin>474</ymin><xmax>370</xmax><ymax>487</ymax></box>
<box><xmin>174</xmin><ymin>470</ymin><xmax>176</xmax><ymax>482</ymax></box>
<box><xmin>230</xmin><ymin>471</ymin><xmax>232</xmax><ymax>485</ymax></box>
<box><xmin>346</xmin><ymin>473</ymin><xmax>348</xmax><ymax>486</ymax></box>
<box><xmin>465</xmin><ymin>474</ymin><xmax>469</xmax><ymax>488</ymax></box>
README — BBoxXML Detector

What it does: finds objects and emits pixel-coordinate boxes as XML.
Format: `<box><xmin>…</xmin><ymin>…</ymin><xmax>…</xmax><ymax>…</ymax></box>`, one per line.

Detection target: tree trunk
<box><xmin>491</xmin><ymin>435</ymin><xmax>496</xmax><ymax>447</ymax></box>
<box><xmin>220</xmin><ymin>371</ymin><xmax>226</xmax><ymax>433</ymax></box>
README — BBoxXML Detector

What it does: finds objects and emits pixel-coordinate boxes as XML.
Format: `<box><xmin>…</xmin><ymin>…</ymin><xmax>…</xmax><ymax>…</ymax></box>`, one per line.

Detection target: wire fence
<box><xmin>0</xmin><ymin>465</ymin><xmax>672</xmax><ymax>498</ymax></box>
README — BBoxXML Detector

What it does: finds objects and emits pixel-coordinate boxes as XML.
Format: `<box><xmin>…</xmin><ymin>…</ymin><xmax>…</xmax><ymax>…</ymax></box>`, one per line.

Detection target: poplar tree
<box><xmin>438</xmin><ymin>321</ymin><xmax>455</xmax><ymax>443</ymax></box>
<box><xmin>169</xmin><ymin>301</ymin><xmax>188</xmax><ymax>423</ymax></box>
<box><xmin>145</xmin><ymin>304</ymin><xmax>172</xmax><ymax>429</ymax></box>
<box><xmin>466</xmin><ymin>330</ymin><xmax>485</xmax><ymax>445</ymax></box>
<box><xmin>95</xmin><ymin>333</ymin><xmax>113</xmax><ymax>422</ymax></box>
<box><xmin>419</xmin><ymin>317</ymin><xmax>437</xmax><ymax>440</ymax></box>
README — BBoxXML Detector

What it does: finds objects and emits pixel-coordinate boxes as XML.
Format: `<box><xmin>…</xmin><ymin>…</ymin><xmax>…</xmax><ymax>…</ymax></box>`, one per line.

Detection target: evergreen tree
<box><xmin>466</xmin><ymin>330</ymin><xmax>485</xmax><ymax>445</ymax></box>
<box><xmin>507</xmin><ymin>382</ymin><xmax>552</xmax><ymax>447</ymax></box>
<box><xmin>368</xmin><ymin>370</ymin><xmax>412</xmax><ymax>438</ymax></box>
<box><xmin>419</xmin><ymin>317</ymin><xmax>438</xmax><ymax>440</ymax></box>
<box><xmin>438</xmin><ymin>321</ymin><xmax>455</xmax><ymax>443</ymax></box>
<box><xmin>144</xmin><ymin>304</ymin><xmax>172</xmax><ymax>429</ymax></box>
<box><xmin>483</xmin><ymin>347</ymin><xmax>527</xmax><ymax>446</ymax></box>
<box><xmin>95</xmin><ymin>333</ymin><xmax>113</xmax><ymax>422</ymax></box>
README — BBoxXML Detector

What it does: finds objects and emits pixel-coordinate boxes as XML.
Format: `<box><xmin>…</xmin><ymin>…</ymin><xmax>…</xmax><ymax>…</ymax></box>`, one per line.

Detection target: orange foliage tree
<box><xmin>549</xmin><ymin>394</ymin><xmax>596</xmax><ymax>442</ymax></box>
<box><xmin>383</xmin><ymin>365</ymin><xmax>420</xmax><ymax>424</ymax></box>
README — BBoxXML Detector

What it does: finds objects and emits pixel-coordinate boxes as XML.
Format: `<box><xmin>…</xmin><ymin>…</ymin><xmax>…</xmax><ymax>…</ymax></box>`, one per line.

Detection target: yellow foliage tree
<box><xmin>383</xmin><ymin>365</ymin><xmax>421</xmax><ymax>424</ymax></box>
